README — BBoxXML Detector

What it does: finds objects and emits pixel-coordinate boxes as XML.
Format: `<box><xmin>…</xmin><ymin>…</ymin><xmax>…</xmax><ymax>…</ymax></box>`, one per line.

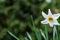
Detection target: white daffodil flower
<box><xmin>41</xmin><ymin>9</ymin><xmax>60</xmax><ymax>27</ymax></box>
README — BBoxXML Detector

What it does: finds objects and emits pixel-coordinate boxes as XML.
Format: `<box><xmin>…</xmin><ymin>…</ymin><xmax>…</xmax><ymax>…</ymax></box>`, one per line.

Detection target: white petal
<box><xmin>48</xmin><ymin>9</ymin><xmax>52</xmax><ymax>16</ymax></box>
<box><xmin>41</xmin><ymin>19</ymin><xmax>48</xmax><ymax>24</ymax></box>
<box><xmin>53</xmin><ymin>13</ymin><xmax>60</xmax><ymax>19</ymax></box>
<box><xmin>53</xmin><ymin>20</ymin><xmax>60</xmax><ymax>25</ymax></box>
<box><xmin>49</xmin><ymin>23</ymin><xmax>53</xmax><ymax>27</ymax></box>
<box><xmin>42</xmin><ymin>11</ymin><xmax>47</xmax><ymax>18</ymax></box>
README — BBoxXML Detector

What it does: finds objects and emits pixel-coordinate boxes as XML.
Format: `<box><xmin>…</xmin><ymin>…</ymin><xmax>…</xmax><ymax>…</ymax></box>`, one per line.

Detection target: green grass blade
<box><xmin>7</xmin><ymin>31</ymin><xmax>20</xmax><ymax>40</ymax></box>
<box><xmin>31</xmin><ymin>16</ymin><xmax>41</xmax><ymax>40</ymax></box>
<box><xmin>45</xmin><ymin>25</ymin><xmax>48</xmax><ymax>40</ymax></box>
<box><xmin>26</xmin><ymin>32</ymin><xmax>32</xmax><ymax>40</ymax></box>
<box><xmin>40</xmin><ymin>29</ymin><xmax>46</xmax><ymax>40</ymax></box>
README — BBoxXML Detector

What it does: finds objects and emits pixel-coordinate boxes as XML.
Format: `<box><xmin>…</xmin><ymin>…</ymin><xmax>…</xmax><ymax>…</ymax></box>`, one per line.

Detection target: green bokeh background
<box><xmin>0</xmin><ymin>0</ymin><xmax>60</xmax><ymax>40</ymax></box>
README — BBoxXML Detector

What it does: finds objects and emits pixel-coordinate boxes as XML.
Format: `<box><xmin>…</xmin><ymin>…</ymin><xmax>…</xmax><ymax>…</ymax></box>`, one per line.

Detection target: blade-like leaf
<box><xmin>26</xmin><ymin>32</ymin><xmax>32</xmax><ymax>40</ymax></box>
<box><xmin>45</xmin><ymin>25</ymin><xmax>48</xmax><ymax>40</ymax></box>
<box><xmin>40</xmin><ymin>29</ymin><xmax>46</xmax><ymax>40</ymax></box>
<box><xmin>7</xmin><ymin>31</ymin><xmax>20</xmax><ymax>40</ymax></box>
<box><xmin>31</xmin><ymin>16</ymin><xmax>41</xmax><ymax>40</ymax></box>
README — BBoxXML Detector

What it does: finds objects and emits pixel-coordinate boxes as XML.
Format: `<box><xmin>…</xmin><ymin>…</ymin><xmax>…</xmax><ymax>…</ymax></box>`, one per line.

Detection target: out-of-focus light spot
<box><xmin>45</xmin><ymin>0</ymin><xmax>51</xmax><ymax>3</ymax></box>
<box><xmin>0</xmin><ymin>0</ymin><xmax>6</xmax><ymax>3</ymax></box>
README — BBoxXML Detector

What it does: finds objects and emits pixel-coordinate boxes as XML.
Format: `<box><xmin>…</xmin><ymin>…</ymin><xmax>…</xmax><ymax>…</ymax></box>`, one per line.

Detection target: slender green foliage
<box><xmin>56</xmin><ymin>26</ymin><xmax>59</xmax><ymax>40</ymax></box>
<box><xmin>31</xmin><ymin>16</ymin><xmax>41</xmax><ymax>40</ymax></box>
<box><xmin>45</xmin><ymin>25</ymin><xmax>48</xmax><ymax>40</ymax></box>
<box><xmin>53</xmin><ymin>26</ymin><xmax>56</xmax><ymax>40</ymax></box>
<box><xmin>7</xmin><ymin>31</ymin><xmax>20</xmax><ymax>40</ymax></box>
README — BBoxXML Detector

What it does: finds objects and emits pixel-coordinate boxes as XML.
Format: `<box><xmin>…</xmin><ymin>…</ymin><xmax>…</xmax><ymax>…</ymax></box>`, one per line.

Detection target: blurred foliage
<box><xmin>0</xmin><ymin>0</ymin><xmax>60</xmax><ymax>40</ymax></box>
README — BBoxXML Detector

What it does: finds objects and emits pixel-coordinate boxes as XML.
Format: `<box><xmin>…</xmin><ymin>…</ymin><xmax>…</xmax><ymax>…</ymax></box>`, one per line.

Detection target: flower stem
<box><xmin>53</xmin><ymin>26</ymin><xmax>59</xmax><ymax>40</ymax></box>
<box><xmin>56</xmin><ymin>26</ymin><xmax>59</xmax><ymax>40</ymax></box>
<box><xmin>45</xmin><ymin>25</ymin><xmax>48</xmax><ymax>40</ymax></box>
<box><xmin>31</xmin><ymin>16</ymin><xmax>41</xmax><ymax>40</ymax></box>
<box><xmin>53</xmin><ymin>26</ymin><xmax>56</xmax><ymax>40</ymax></box>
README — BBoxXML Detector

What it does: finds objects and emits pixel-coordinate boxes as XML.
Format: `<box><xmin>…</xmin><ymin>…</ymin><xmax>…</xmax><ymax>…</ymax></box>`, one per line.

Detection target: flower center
<box><xmin>48</xmin><ymin>17</ymin><xmax>53</xmax><ymax>22</ymax></box>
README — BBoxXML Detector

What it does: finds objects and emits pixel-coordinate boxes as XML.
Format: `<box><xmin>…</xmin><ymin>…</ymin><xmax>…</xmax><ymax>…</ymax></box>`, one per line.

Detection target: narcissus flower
<box><xmin>41</xmin><ymin>9</ymin><xmax>60</xmax><ymax>27</ymax></box>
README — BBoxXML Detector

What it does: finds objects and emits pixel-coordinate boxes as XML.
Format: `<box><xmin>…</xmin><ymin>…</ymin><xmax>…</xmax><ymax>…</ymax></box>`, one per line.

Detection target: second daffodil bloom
<box><xmin>41</xmin><ymin>9</ymin><xmax>60</xmax><ymax>27</ymax></box>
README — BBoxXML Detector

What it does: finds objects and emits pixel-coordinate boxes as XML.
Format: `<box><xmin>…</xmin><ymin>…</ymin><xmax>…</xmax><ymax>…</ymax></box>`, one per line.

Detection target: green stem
<box><xmin>31</xmin><ymin>16</ymin><xmax>41</xmax><ymax>40</ymax></box>
<box><xmin>45</xmin><ymin>25</ymin><xmax>48</xmax><ymax>40</ymax></box>
<box><xmin>53</xmin><ymin>26</ymin><xmax>56</xmax><ymax>40</ymax></box>
<box><xmin>56</xmin><ymin>26</ymin><xmax>59</xmax><ymax>40</ymax></box>
<box><xmin>53</xmin><ymin>26</ymin><xmax>59</xmax><ymax>40</ymax></box>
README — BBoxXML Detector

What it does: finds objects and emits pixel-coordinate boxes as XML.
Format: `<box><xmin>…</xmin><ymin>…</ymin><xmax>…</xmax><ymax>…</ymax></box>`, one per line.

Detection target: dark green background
<box><xmin>0</xmin><ymin>0</ymin><xmax>60</xmax><ymax>40</ymax></box>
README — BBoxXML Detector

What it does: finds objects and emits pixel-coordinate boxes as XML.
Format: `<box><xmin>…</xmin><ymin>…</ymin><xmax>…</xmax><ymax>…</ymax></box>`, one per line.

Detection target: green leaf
<box><xmin>45</xmin><ymin>25</ymin><xmax>48</xmax><ymax>40</ymax></box>
<box><xmin>7</xmin><ymin>31</ymin><xmax>20</xmax><ymax>40</ymax></box>
<box><xmin>53</xmin><ymin>26</ymin><xmax>59</xmax><ymax>40</ymax></box>
<box><xmin>31</xmin><ymin>16</ymin><xmax>41</xmax><ymax>40</ymax></box>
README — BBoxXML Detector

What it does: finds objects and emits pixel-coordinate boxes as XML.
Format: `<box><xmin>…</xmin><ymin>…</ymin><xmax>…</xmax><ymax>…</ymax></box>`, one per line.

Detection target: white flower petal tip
<box><xmin>41</xmin><ymin>19</ymin><xmax>48</xmax><ymax>24</ymax></box>
<box><xmin>41</xmin><ymin>9</ymin><xmax>60</xmax><ymax>27</ymax></box>
<box><xmin>50</xmin><ymin>25</ymin><xmax>53</xmax><ymax>27</ymax></box>
<box><xmin>42</xmin><ymin>11</ymin><xmax>47</xmax><ymax>18</ymax></box>
<box><xmin>58</xmin><ymin>24</ymin><xmax>60</xmax><ymax>26</ymax></box>
<box><xmin>41</xmin><ymin>21</ymin><xmax>44</xmax><ymax>24</ymax></box>
<box><xmin>53</xmin><ymin>13</ymin><xmax>60</xmax><ymax>19</ymax></box>
<box><xmin>48</xmin><ymin>9</ymin><xmax>51</xmax><ymax>12</ymax></box>
<box><xmin>48</xmin><ymin>9</ymin><xmax>50</xmax><ymax>11</ymax></box>
<box><xmin>48</xmin><ymin>9</ymin><xmax>52</xmax><ymax>16</ymax></box>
